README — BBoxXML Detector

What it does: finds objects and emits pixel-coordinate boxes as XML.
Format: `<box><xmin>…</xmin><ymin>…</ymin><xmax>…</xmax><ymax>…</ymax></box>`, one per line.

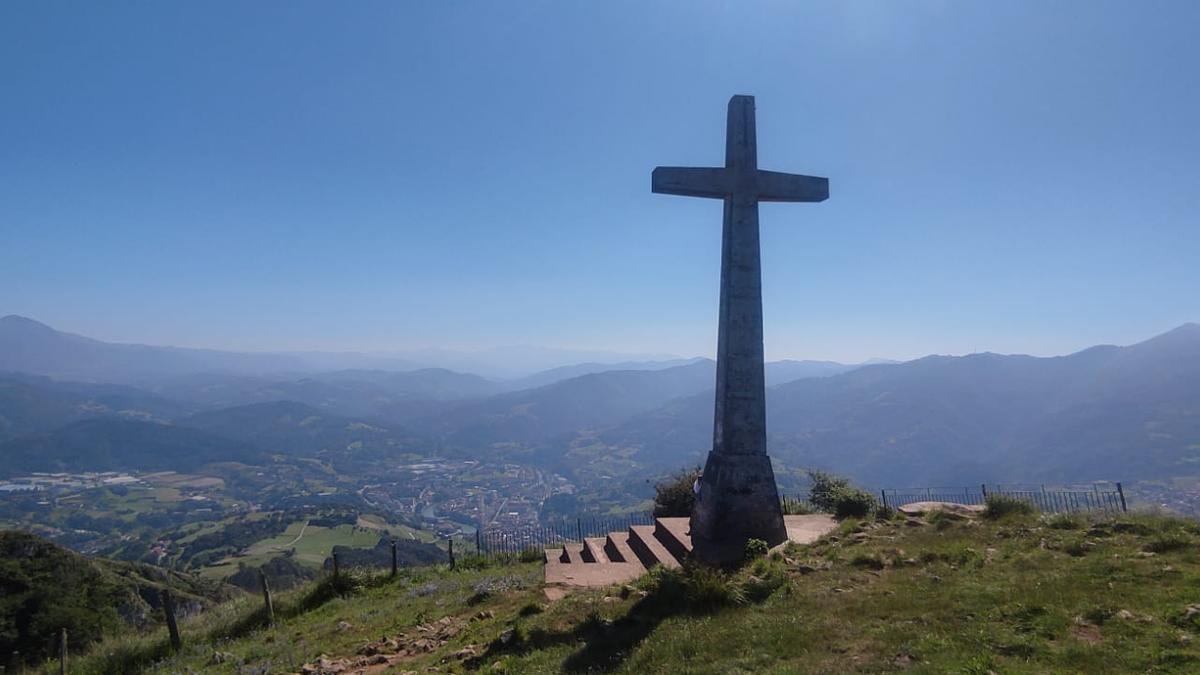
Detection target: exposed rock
<box><xmin>897</xmin><ymin>502</ymin><xmax>985</xmax><ymax>518</ymax></box>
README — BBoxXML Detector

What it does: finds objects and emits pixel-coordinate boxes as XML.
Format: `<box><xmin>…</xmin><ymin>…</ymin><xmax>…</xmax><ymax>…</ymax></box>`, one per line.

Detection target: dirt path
<box><xmin>274</xmin><ymin>519</ymin><xmax>309</xmax><ymax>550</ymax></box>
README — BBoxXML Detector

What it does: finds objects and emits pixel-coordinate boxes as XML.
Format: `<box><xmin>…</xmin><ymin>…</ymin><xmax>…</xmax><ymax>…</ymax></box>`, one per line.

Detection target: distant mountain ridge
<box><xmin>594</xmin><ymin>323</ymin><xmax>1200</xmax><ymax>487</ymax></box>
<box><xmin>0</xmin><ymin>315</ymin><xmax>689</xmax><ymax>381</ymax></box>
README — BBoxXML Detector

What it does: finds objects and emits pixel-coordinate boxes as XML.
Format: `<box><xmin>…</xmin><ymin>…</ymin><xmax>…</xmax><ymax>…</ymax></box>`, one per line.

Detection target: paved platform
<box><xmin>544</xmin><ymin>514</ymin><xmax>837</xmax><ymax>588</ymax></box>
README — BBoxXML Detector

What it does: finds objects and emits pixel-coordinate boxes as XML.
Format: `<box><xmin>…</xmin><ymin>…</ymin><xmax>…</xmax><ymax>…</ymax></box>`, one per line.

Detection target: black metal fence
<box><xmin>475</xmin><ymin>512</ymin><xmax>655</xmax><ymax>557</ymax></box>
<box><xmin>880</xmin><ymin>483</ymin><xmax>1127</xmax><ymax>514</ymax></box>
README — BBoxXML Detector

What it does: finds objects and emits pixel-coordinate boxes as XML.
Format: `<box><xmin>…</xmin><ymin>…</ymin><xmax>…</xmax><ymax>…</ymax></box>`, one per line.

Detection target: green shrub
<box><xmin>654</xmin><ymin>467</ymin><xmax>701</xmax><ymax>517</ymax></box>
<box><xmin>983</xmin><ymin>494</ymin><xmax>1036</xmax><ymax>520</ymax></box>
<box><xmin>744</xmin><ymin>538</ymin><xmax>769</xmax><ymax>561</ymax></box>
<box><xmin>1045</xmin><ymin>513</ymin><xmax>1085</xmax><ymax>530</ymax></box>
<box><xmin>807</xmin><ymin>470</ymin><xmax>878</xmax><ymax>519</ymax></box>
<box><xmin>639</xmin><ymin>563</ymin><xmax>744</xmax><ymax>613</ymax></box>
<box><xmin>518</xmin><ymin>547</ymin><xmax>544</xmax><ymax>563</ymax></box>
<box><xmin>517</xmin><ymin>602</ymin><xmax>544</xmax><ymax>617</ymax></box>
<box><xmin>834</xmin><ymin>489</ymin><xmax>877</xmax><ymax>519</ymax></box>
<box><xmin>1063</xmin><ymin>538</ymin><xmax>1089</xmax><ymax>557</ymax></box>
<box><xmin>1144</xmin><ymin>531</ymin><xmax>1193</xmax><ymax>553</ymax></box>
<box><xmin>927</xmin><ymin>509</ymin><xmax>957</xmax><ymax>530</ymax></box>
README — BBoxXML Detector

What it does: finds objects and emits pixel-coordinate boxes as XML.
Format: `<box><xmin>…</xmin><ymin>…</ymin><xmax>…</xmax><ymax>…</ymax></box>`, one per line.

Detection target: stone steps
<box><xmin>604</xmin><ymin>532</ymin><xmax>638</xmax><ymax>564</ymax></box>
<box><xmin>627</xmin><ymin>524</ymin><xmax>682</xmax><ymax>570</ymax></box>
<box><xmin>543</xmin><ymin>514</ymin><xmax>837</xmax><ymax>589</ymax></box>
<box><xmin>582</xmin><ymin>537</ymin><xmax>610</xmax><ymax>563</ymax></box>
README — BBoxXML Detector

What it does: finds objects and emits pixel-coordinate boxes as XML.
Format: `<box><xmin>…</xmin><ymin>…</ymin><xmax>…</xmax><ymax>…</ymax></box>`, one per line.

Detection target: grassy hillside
<box><xmin>55</xmin><ymin>508</ymin><xmax>1200</xmax><ymax>673</ymax></box>
<box><xmin>0</xmin><ymin>531</ymin><xmax>235</xmax><ymax>667</ymax></box>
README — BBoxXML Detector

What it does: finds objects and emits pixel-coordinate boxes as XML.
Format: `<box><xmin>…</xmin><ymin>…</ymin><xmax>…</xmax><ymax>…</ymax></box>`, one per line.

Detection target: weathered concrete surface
<box><xmin>783</xmin><ymin>514</ymin><xmax>838</xmax><ymax>544</ymax></box>
<box><xmin>653</xmin><ymin>95</ymin><xmax>828</xmax><ymax>566</ymax></box>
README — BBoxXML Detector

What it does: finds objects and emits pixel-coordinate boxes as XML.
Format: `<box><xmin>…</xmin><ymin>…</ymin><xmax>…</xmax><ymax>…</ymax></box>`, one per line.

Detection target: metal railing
<box><xmin>880</xmin><ymin>483</ymin><xmax>1127</xmax><ymax>513</ymax></box>
<box><xmin>475</xmin><ymin>512</ymin><xmax>655</xmax><ymax>557</ymax></box>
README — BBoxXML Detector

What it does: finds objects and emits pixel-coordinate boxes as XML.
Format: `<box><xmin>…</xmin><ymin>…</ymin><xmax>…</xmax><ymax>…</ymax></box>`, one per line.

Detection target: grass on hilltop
<box><xmin>54</xmin><ymin>509</ymin><xmax>1200</xmax><ymax>674</ymax></box>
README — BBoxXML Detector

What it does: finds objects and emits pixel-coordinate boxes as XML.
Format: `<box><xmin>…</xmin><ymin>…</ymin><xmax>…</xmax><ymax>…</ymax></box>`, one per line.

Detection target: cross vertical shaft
<box><xmin>652</xmin><ymin>95</ymin><xmax>828</xmax><ymax>566</ymax></box>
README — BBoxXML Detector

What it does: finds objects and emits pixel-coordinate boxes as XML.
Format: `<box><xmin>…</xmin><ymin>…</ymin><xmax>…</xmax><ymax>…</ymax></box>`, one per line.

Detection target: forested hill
<box><xmin>0</xmin><ymin>530</ymin><xmax>236</xmax><ymax>665</ymax></box>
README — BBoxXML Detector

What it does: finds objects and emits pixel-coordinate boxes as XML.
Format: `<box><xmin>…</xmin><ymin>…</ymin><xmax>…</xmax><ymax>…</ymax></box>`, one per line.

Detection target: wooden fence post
<box><xmin>160</xmin><ymin>589</ymin><xmax>182</xmax><ymax>653</ymax></box>
<box><xmin>981</xmin><ymin>483</ymin><xmax>988</xmax><ymax>499</ymax></box>
<box><xmin>1116</xmin><ymin>482</ymin><xmax>1128</xmax><ymax>512</ymax></box>
<box><xmin>332</xmin><ymin>552</ymin><xmax>340</xmax><ymax>579</ymax></box>
<box><xmin>879</xmin><ymin>489</ymin><xmax>887</xmax><ymax>510</ymax></box>
<box><xmin>448</xmin><ymin>538</ymin><xmax>456</xmax><ymax>570</ymax></box>
<box><xmin>391</xmin><ymin>540</ymin><xmax>398</xmax><ymax>577</ymax></box>
<box><xmin>259</xmin><ymin>570</ymin><xmax>275</xmax><ymax>626</ymax></box>
<box><xmin>475</xmin><ymin>528</ymin><xmax>482</xmax><ymax>554</ymax></box>
<box><xmin>58</xmin><ymin>628</ymin><xmax>66</xmax><ymax>675</ymax></box>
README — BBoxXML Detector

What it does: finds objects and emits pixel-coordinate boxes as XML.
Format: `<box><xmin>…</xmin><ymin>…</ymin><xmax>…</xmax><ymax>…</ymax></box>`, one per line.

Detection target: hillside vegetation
<box><xmin>54</xmin><ymin>508</ymin><xmax>1200</xmax><ymax>674</ymax></box>
<box><xmin>0</xmin><ymin>531</ymin><xmax>235</xmax><ymax>666</ymax></box>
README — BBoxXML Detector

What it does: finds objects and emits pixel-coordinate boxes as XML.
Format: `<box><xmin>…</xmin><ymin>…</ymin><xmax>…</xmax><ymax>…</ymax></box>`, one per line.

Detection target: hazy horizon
<box><xmin>4</xmin><ymin>313</ymin><xmax>1194</xmax><ymax>370</ymax></box>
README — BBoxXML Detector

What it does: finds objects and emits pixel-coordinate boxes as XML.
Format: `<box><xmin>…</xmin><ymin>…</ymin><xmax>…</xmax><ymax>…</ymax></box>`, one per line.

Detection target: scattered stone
<box><xmin>602</xmin><ymin>595</ymin><xmax>618</xmax><ymax>603</ymax></box>
<box><xmin>496</xmin><ymin>628</ymin><xmax>517</xmax><ymax>646</ymax></box>
<box><xmin>336</xmin><ymin>620</ymin><xmax>354</xmax><ymax>632</ymax></box>
<box><xmin>1137</xmin><ymin>551</ymin><xmax>1157</xmax><ymax>558</ymax></box>
<box><xmin>796</xmin><ymin>564</ymin><xmax>818</xmax><ymax>575</ymax></box>
<box><xmin>619</xmin><ymin>584</ymin><xmax>636</xmax><ymax>598</ymax></box>
<box><xmin>451</xmin><ymin>646</ymin><xmax>477</xmax><ymax>660</ymax></box>
<box><xmin>1115</xmin><ymin>610</ymin><xmax>1135</xmax><ymax>621</ymax></box>
<box><xmin>1071</xmin><ymin>623</ymin><xmax>1102</xmax><ymax>645</ymax></box>
<box><xmin>210</xmin><ymin>651</ymin><xmax>236</xmax><ymax>665</ymax></box>
<box><xmin>300</xmin><ymin>655</ymin><xmax>352</xmax><ymax>674</ymax></box>
<box><xmin>473</xmin><ymin>610</ymin><xmax>495</xmax><ymax>621</ymax></box>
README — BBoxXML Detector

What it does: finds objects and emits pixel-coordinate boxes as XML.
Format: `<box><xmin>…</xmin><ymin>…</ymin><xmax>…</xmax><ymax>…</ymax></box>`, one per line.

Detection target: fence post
<box><xmin>576</xmin><ymin>517</ymin><xmax>582</xmax><ymax>542</ymax></box>
<box><xmin>58</xmin><ymin>628</ymin><xmax>66</xmax><ymax>675</ymax></box>
<box><xmin>259</xmin><ymin>570</ymin><xmax>275</xmax><ymax>625</ymax></box>
<box><xmin>475</xmin><ymin>528</ymin><xmax>482</xmax><ymax>554</ymax></box>
<box><xmin>391</xmin><ymin>540</ymin><xmax>398</xmax><ymax>577</ymax></box>
<box><xmin>880</xmin><ymin>489</ymin><xmax>887</xmax><ymax>509</ymax></box>
<box><xmin>332</xmin><ymin>552</ymin><xmax>340</xmax><ymax>579</ymax></box>
<box><xmin>160</xmin><ymin>588</ymin><xmax>182</xmax><ymax>653</ymax></box>
<box><xmin>981</xmin><ymin>483</ymin><xmax>987</xmax><ymax>499</ymax></box>
<box><xmin>1116</xmin><ymin>482</ymin><xmax>1127</xmax><ymax>512</ymax></box>
<box><xmin>448</xmin><ymin>538</ymin><xmax>456</xmax><ymax>570</ymax></box>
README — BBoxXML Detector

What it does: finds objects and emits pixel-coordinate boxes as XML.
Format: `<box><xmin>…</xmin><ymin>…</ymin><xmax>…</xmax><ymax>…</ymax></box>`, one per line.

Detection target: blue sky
<box><xmin>2</xmin><ymin>1</ymin><xmax>1196</xmax><ymax>362</ymax></box>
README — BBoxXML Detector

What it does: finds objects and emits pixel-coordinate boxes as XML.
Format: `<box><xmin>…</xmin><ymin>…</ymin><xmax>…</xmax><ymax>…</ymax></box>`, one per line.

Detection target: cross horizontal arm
<box><xmin>651</xmin><ymin>166</ymin><xmax>731</xmax><ymax>200</ymax></box>
<box><xmin>755</xmin><ymin>170</ymin><xmax>829</xmax><ymax>203</ymax></box>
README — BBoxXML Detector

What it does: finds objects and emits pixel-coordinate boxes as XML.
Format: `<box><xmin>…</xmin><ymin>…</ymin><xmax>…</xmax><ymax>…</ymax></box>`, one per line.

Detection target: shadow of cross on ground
<box><xmin>470</xmin><ymin>561</ymin><xmax>778</xmax><ymax>673</ymax></box>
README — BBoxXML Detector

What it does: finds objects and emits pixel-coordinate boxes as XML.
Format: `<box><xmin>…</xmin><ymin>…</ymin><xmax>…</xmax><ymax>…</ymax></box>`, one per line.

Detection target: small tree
<box><xmin>654</xmin><ymin>467</ymin><xmax>701</xmax><ymax>517</ymax></box>
<box><xmin>807</xmin><ymin>470</ymin><xmax>877</xmax><ymax>519</ymax></box>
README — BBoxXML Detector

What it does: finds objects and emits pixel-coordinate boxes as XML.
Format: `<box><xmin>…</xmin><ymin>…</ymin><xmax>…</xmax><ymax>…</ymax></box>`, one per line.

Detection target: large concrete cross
<box><xmin>653</xmin><ymin>95</ymin><xmax>828</xmax><ymax>566</ymax></box>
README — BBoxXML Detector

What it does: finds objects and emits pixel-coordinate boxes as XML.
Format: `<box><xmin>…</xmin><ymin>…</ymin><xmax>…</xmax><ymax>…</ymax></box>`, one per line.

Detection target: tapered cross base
<box><xmin>691</xmin><ymin>452</ymin><xmax>788</xmax><ymax>566</ymax></box>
